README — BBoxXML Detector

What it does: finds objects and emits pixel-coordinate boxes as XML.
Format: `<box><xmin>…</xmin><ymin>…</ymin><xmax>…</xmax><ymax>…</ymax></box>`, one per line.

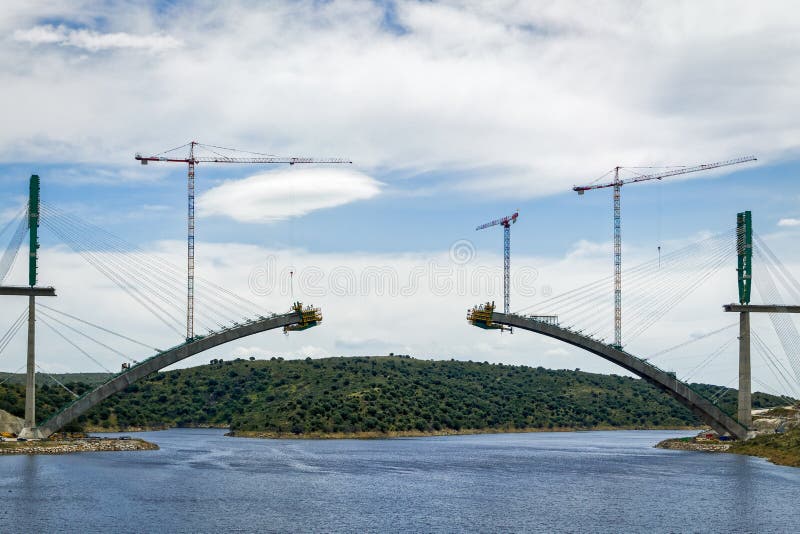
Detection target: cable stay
<box><xmin>35</xmin><ymin>364</ymin><xmax>80</xmax><ymax>398</ymax></box>
<box><xmin>0</xmin><ymin>364</ymin><xmax>26</xmax><ymax>387</ymax></box>
<box><xmin>754</xmin><ymin>246</ymin><xmax>800</xmax><ymax>385</ymax></box>
<box><xmin>38</xmin><ymin>315</ymin><xmax>114</xmax><ymax>375</ymax></box>
<box><xmin>40</xmin><ymin>202</ymin><xmax>273</xmax><ymax>336</ymax></box>
<box><xmin>753</xmin><ymin>330</ymin><xmax>800</xmax><ymax>398</ymax></box>
<box><xmin>708</xmin><ymin>376</ymin><xmax>738</xmax><ymax>405</ymax></box>
<box><xmin>755</xmin><ymin>235</ymin><xmax>800</xmax><ymax>302</ymax></box>
<box><xmin>38</xmin><ymin>303</ymin><xmax>160</xmax><ymax>352</ymax></box>
<box><xmin>751</xmin><ymin>376</ymin><xmax>791</xmax><ymax>402</ymax></box>
<box><xmin>0</xmin><ymin>307</ymin><xmax>28</xmax><ymax>359</ymax></box>
<box><xmin>514</xmin><ymin>228</ymin><xmax>736</xmax><ymax>343</ymax></box>
<box><xmin>682</xmin><ymin>336</ymin><xmax>738</xmax><ymax>384</ymax></box>
<box><xmin>646</xmin><ymin>322</ymin><xmax>739</xmax><ymax>361</ymax></box>
<box><xmin>38</xmin><ymin>309</ymin><xmax>137</xmax><ymax>363</ymax></box>
<box><xmin>0</xmin><ymin>205</ymin><xmax>26</xmax><ymax>238</ymax></box>
<box><xmin>0</xmin><ymin>209</ymin><xmax>29</xmax><ymax>283</ymax></box>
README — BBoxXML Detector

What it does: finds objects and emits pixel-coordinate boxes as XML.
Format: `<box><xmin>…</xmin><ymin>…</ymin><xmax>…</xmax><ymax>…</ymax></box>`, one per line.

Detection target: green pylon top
<box><xmin>29</xmin><ymin>175</ymin><xmax>40</xmax><ymax>287</ymax></box>
<box><xmin>736</xmin><ymin>211</ymin><xmax>752</xmax><ymax>304</ymax></box>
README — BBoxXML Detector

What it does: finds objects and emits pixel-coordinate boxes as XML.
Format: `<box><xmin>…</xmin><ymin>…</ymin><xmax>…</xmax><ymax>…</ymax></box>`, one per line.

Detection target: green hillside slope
<box><xmin>0</xmin><ymin>356</ymin><xmax>790</xmax><ymax>436</ymax></box>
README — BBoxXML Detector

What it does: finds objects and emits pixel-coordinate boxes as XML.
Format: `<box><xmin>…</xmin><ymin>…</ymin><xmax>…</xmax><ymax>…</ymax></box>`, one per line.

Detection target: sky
<box><xmin>1</xmin><ymin>0</ymin><xmax>799</xmax><ymax>396</ymax></box>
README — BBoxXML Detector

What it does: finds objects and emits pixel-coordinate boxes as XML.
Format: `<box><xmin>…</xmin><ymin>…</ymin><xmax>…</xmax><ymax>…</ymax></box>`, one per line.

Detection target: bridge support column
<box><xmin>24</xmin><ymin>295</ymin><xmax>35</xmax><ymax>429</ymax></box>
<box><xmin>737</xmin><ymin>311</ymin><xmax>751</xmax><ymax>428</ymax></box>
<box><xmin>19</xmin><ymin>295</ymin><xmax>46</xmax><ymax>439</ymax></box>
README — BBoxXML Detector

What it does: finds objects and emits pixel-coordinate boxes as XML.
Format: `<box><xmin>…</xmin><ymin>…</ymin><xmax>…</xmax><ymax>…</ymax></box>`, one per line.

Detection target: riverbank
<box><xmin>728</xmin><ymin>428</ymin><xmax>800</xmax><ymax>467</ymax></box>
<box><xmin>657</xmin><ymin>406</ymin><xmax>800</xmax><ymax>468</ymax></box>
<box><xmin>0</xmin><ymin>436</ymin><xmax>159</xmax><ymax>455</ymax></box>
<box><xmin>657</xmin><ymin>428</ymin><xmax>800</xmax><ymax>468</ymax></box>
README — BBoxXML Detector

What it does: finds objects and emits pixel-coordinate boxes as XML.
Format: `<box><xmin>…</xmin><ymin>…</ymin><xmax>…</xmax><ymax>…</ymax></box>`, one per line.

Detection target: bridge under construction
<box><xmin>1</xmin><ymin>153</ymin><xmax>798</xmax><ymax>440</ymax></box>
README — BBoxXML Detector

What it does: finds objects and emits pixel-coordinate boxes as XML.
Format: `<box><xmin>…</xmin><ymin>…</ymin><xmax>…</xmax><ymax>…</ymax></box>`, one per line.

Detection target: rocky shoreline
<box><xmin>656</xmin><ymin>435</ymin><xmax>732</xmax><ymax>453</ymax></box>
<box><xmin>0</xmin><ymin>437</ymin><xmax>159</xmax><ymax>455</ymax></box>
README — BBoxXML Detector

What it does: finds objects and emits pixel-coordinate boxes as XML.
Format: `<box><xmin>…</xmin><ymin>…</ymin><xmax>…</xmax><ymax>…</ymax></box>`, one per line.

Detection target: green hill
<box><xmin>0</xmin><ymin>356</ymin><xmax>791</xmax><ymax>436</ymax></box>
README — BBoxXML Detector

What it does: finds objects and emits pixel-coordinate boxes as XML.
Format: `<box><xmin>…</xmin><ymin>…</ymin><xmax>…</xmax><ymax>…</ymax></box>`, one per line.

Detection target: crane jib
<box><xmin>136</xmin><ymin>155</ymin><xmax>352</xmax><ymax>165</ymax></box>
<box><xmin>573</xmin><ymin>156</ymin><xmax>756</xmax><ymax>192</ymax></box>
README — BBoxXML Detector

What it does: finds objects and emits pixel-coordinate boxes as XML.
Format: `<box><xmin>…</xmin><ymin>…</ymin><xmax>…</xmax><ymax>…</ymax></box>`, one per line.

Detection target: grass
<box><xmin>729</xmin><ymin>428</ymin><xmax>800</xmax><ymax>468</ymax></box>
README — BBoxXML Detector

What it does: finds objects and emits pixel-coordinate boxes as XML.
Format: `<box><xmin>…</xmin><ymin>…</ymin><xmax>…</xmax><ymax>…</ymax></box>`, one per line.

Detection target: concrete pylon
<box><xmin>19</xmin><ymin>285</ymin><xmax>47</xmax><ymax>440</ymax></box>
<box><xmin>24</xmin><ymin>294</ymin><xmax>35</xmax><ymax>429</ymax></box>
<box><xmin>738</xmin><ymin>311</ymin><xmax>751</xmax><ymax>428</ymax></box>
<box><xmin>18</xmin><ymin>175</ymin><xmax>47</xmax><ymax>440</ymax></box>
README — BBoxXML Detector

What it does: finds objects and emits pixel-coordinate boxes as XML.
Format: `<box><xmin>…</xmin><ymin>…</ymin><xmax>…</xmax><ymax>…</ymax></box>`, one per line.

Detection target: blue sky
<box><xmin>2</xmin><ymin>156</ymin><xmax>794</xmax><ymax>257</ymax></box>
<box><xmin>1</xmin><ymin>1</ymin><xmax>799</xmax><ymax>395</ymax></box>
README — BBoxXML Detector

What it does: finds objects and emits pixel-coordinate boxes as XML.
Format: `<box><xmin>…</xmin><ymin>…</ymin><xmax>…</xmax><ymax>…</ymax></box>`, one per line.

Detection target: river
<box><xmin>1</xmin><ymin>429</ymin><xmax>798</xmax><ymax>533</ymax></box>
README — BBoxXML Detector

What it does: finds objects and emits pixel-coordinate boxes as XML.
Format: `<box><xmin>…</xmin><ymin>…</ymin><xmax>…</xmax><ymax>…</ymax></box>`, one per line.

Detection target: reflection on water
<box><xmin>1</xmin><ymin>429</ymin><xmax>798</xmax><ymax>533</ymax></box>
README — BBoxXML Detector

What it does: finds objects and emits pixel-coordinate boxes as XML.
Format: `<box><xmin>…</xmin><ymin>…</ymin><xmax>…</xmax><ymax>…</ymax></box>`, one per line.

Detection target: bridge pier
<box><xmin>23</xmin><ymin>295</ymin><xmax>36</xmax><ymax>431</ymax></box>
<box><xmin>737</xmin><ymin>311</ymin><xmax>751</xmax><ymax>428</ymax></box>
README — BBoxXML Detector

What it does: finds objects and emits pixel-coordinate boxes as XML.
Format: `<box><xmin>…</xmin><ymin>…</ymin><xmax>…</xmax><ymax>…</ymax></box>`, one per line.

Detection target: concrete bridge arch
<box><xmin>34</xmin><ymin>310</ymin><xmax>309</xmax><ymax>438</ymax></box>
<box><xmin>480</xmin><ymin>311</ymin><xmax>748</xmax><ymax>440</ymax></box>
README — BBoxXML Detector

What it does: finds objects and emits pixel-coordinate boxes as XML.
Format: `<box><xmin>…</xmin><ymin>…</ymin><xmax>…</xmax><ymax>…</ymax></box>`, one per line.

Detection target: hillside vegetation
<box><xmin>0</xmin><ymin>356</ymin><xmax>790</xmax><ymax>436</ymax></box>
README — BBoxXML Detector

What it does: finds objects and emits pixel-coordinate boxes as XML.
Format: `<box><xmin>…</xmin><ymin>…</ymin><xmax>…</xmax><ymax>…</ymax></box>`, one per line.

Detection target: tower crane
<box><xmin>476</xmin><ymin>211</ymin><xmax>519</xmax><ymax>315</ymax></box>
<box><xmin>135</xmin><ymin>141</ymin><xmax>351</xmax><ymax>340</ymax></box>
<box><xmin>573</xmin><ymin>155</ymin><xmax>756</xmax><ymax>349</ymax></box>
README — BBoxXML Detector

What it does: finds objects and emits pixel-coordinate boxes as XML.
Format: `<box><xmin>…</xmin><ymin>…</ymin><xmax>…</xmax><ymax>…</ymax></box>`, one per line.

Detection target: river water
<box><xmin>1</xmin><ymin>429</ymin><xmax>797</xmax><ymax>533</ymax></box>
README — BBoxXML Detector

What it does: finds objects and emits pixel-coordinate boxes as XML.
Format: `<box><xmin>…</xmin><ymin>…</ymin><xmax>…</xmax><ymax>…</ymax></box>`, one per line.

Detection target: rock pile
<box><xmin>0</xmin><ymin>438</ymin><xmax>159</xmax><ymax>455</ymax></box>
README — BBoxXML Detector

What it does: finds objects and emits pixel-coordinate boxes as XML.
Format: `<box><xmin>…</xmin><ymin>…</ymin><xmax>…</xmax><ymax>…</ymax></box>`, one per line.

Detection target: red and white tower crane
<box><xmin>476</xmin><ymin>211</ymin><xmax>519</xmax><ymax>314</ymax></box>
<box><xmin>573</xmin><ymin>156</ymin><xmax>756</xmax><ymax>348</ymax></box>
<box><xmin>136</xmin><ymin>141</ymin><xmax>351</xmax><ymax>340</ymax></box>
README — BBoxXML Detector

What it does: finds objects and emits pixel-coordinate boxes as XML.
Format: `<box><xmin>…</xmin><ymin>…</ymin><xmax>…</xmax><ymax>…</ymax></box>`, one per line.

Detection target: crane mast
<box><xmin>476</xmin><ymin>211</ymin><xmax>519</xmax><ymax>315</ymax></box>
<box><xmin>136</xmin><ymin>141</ymin><xmax>351</xmax><ymax>340</ymax></box>
<box><xmin>574</xmin><ymin>156</ymin><xmax>756</xmax><ymax>348</ymax></box>
<box><xmin>187</xmin><ymin>142</ymin><xmax>195</xmax><ymax>340</ymax></box>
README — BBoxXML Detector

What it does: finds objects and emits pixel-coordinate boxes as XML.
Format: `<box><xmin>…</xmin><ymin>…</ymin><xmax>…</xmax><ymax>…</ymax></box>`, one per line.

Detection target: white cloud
<box><xmin>198</xmin><ymin>168</ymin><xmax>381</xmax><ymax>222</ymax></box>
<box><xmin>778</xmin><ymin>218</ymin><xmax>800</xmax><ymax>227</ymax></box>
<box><xmin>13</xmin><ymin>24</ymin><xmax>182</xmax><ymax>52</ymax></box>
<box><xmin>1</xmin><ymin>1</ymin><xmax>795</xmax><ymax>195</ymax></box>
